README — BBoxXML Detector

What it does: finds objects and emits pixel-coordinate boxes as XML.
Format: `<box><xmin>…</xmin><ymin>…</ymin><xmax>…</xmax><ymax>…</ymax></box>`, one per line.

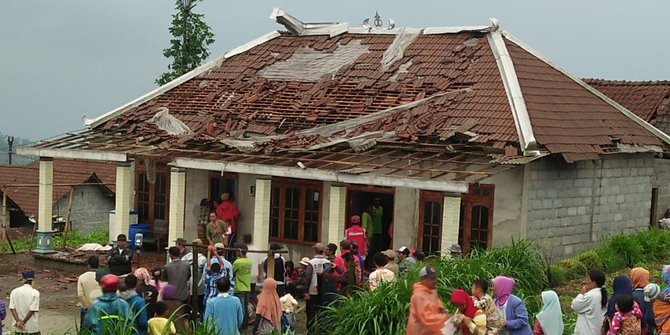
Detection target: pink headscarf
<box><xmin>492</xmin><ymin>276</ymin><xmax>515</xmax><ymax>307</ymax></box>
<box><xmin>134</xmin><ymin>267</ymin><xmax>152</xmax><ymax>286</ymax></box>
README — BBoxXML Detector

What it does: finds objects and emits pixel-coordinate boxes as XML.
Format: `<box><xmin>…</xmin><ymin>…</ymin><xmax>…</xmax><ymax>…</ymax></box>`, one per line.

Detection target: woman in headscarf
<box><xmin>161</xmin><ymin>285</ymin><xmax>189</xmax><ymax>333</ymax></box>
<box><xmin>631</xmin><ymin>267</ymin><xmax>654</xmax><ymax>335</ymax></box>
<box><xmin>492</xmin><ymin>276</ymin><xmax>532</xmax><ymax>335</ymax></box>
<box><xmin>653</xmin><ymin>266</ymin><xmax>670</xmax><ymax>335</ymax></box>
<box><xmin>134</xmin><ymin>267</ymin><xmax>158</xmax><ymax>318</ymax></box>
<box><xmin>572</xmin><ymin>269</ymin><xmax>607</xmax><ymax>335</ymax></box>
<box><xmin>253</xmin><ymin>278</ymin><xmax>282</xmax><ymax>335</ymax></box>
<box><xmin>533</xmin><ymin>290</ymin><xmax>564</xmax><ymax>335</ymax></box>
<box><xmin>450</xmin><ymin>289</ymin><xmax>487</xmax><ymax>335</ymax></box>
<box><xmin>604</xmin><ymin>275</ymin><xmax>639</xmax><ymax>333</ymax></box>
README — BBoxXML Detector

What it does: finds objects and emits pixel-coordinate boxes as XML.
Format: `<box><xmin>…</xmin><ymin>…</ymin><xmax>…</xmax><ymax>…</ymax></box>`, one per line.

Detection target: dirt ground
<box><xmin>0</xmin><ymin>250</ymin><xmax>307</xmax><ymax>335</ymax></box>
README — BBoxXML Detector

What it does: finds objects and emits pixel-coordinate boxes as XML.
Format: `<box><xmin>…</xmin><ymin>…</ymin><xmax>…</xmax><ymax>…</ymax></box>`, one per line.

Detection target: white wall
<box><xmin>392</xmin><ymin>187</ymin><xmax>419</xmax><ymax>250</ymax></box>
<box><xmin>183</xmin><ymin>168</ymin><xmax>209</xmax><ymax>241</ymax></box>
<box><xmin>479</xmin><ymin>167</ymin><xmax>525</xmax><ymax>247</ymax></box>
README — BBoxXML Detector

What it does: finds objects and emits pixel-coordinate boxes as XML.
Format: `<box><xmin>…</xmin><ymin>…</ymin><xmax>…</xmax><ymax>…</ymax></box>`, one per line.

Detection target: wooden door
<box><xmin>459</xmin><ymin>184</ymin><xmax>495</xmax><ymax>254</ymax></box>
<box><xmin>418</xmin><ymin>191</ymin><xmax>444</xmax><ymax>255</ymax></box>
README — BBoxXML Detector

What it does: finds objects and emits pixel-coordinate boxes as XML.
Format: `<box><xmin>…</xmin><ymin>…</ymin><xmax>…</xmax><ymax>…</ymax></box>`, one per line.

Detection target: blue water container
<box><xmin>128</xmin><ymin>223</ymin><xmax>151</xmax><ymax>249</ymax></box>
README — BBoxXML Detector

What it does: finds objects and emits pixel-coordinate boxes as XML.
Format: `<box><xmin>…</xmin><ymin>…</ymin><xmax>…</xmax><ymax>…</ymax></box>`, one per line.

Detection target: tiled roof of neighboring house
<box><xmin>583</xmin><ymin>79</ymin><xmax>670</xmax><ymax>124</ymax></box>
<box><xmin>26</xmin><ymin>15</ymin><xmax>669</xmax><ymax>170</ymax></box>
<box><xmin>0</xmin><ymin>159</ymin><xmax>116</xmax><ymax>217</ymax></box>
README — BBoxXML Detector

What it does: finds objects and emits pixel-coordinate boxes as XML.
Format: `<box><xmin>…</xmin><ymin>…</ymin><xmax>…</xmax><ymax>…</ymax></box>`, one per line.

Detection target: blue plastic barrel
<box><xmin>128</xmin><ymin>223</ymin><xmax>151</xmax><ymax>249</ymax></box>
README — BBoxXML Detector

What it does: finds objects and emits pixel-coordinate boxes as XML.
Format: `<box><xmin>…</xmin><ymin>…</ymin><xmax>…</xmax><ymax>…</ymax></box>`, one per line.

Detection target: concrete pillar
<box><xmin>111</xmin><ymin>162</ymin><xmax>132</xmax><ymax>243</ymax></box>
<box><xmin>35</xmin><ymin>157</ymin><xmax>55</xmax><ymax>253</ymax></box>
<box><xmin>440</xmin><ymin>195</ymin><xmax>461</xmax><ymax>255</ymax></box>
<box><xmin>253</xmin><ymin>177</ymin><xmax>271</xmax><ymax>251</ymax></box>
<box><xmin>326</xmin><ymin>183</ymin><xmax>347</xmax><ymax>243</ymax></box>
<box><xmin>168</xmin><ymin>167</ymin><xmax>186</xmax><ymax>246</ymax></box>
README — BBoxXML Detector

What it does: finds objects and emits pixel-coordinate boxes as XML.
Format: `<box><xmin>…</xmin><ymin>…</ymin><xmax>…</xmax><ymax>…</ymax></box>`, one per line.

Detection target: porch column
<box><xmin>168</xmin><ymin>167</ymin><xmax>186</xmax><ymax>246</ymax></box>
<box><xmin>112</xmin><ymin>161</ymin><xmax>132</xmax><ymax>244</ymax></box>
<box><xmin>440</xmin><ymin>195</ymin><xmax>461</xmax><ymax>255</ymax></box>
<box><xmin>326</xmin><ymin>183</ymin><xmax>347</xmax><ymax>244</ymax></box>
<box><xmin>253</xmin><ymin>177</ymin><xmax>271</xmax><ymax>251</ymax></box>
<box><xmin>35</xmin><ymin>157</ymin><xmax>55</xmax><ymax>253</ymax></box>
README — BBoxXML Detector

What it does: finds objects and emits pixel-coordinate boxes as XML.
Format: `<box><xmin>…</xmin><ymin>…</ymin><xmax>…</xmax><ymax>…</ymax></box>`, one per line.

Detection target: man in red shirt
<box><xmin>216</xmin><ymin>192</ymin><xmax>240</xmax><ymax>259</ymax></box>
<box><xmin>344</xmin><ymin>215</ymin><xmax>366</xmax><ymax>258</ymax></box>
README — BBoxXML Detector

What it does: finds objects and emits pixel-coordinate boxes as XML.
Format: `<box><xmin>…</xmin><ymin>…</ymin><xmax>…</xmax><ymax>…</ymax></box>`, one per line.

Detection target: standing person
<box><xmin>262</xmin><ymin>243</ymin><xmax>285</xmax><ymax>286</ymax></box>
<box><xmin>325</xmin><ymin>243</ymin><xmax>338</xmax><ymax>263</ymax></box>
<box><xmin>163</xmin><ymin>246</ymin><xmax>191</xmax><ymax>304</ymax></box>
<box><xmin>122</xmin><ymin>274</ymin><xmax>148</xmax><ymax>335</ymax></box>
<box><xmin>210</xmin><ymin>243</ymin><xmax>235</xmax><ymax>292</ymax></box>
<box><xmin>471</xmin><ymin>279</ymin><xmax>504</xmax><ymax>334</ymax></box>
<box><xmin>216</xmin><ymin>193</ymin><xmax>240</xmax><ymax>255</ymax></box>
<box><xmin>370</xmin><ymin>198</ymin><xmax>384</xmax><ymax>256</ymax></box>
<box><xmin>253</xmin><ymin>278</ymin><xmax>282</xmax><ymax>335</ymax></box>
<box><xmin>324</xmin><ymin>253</ymin><xmax>362</xmax><ymax>295</ymax></box>
<box><xmin>181</xmin><ymin>239</ymin><xmax>207</xmax><ymax>317</ymax></box>
<box><xmin>204</xmin><ymin>245</ymin><xmax>226</xmax><ymax>307</ymax></box>
<box><xmin>206</xmin><ymin>211</ymin><xmax>228</xmax><ymax>246</ymax></box>
<box><xmin>406</xmin><ymin>266</ymin><xmax>448</xmax><ymax>335</ymax></box>
<box><xmin>9</xmin><ymin>270</ymin><xmax>40</xmax><ymax>335</ymax></box>
<box><xmin>491</xmin><ymin>276</ymin><xmax>532</xmax><ymax>335</ymax></box>
<box><xmin>652</xmin><ymin>265</ymin><xmax>670</xmax><ymax>334</ymax></box>
<box><xmin>240</xmin><ymin>234</ymin><xmax>262</xmax><ymax>288</ymax></box>
<box><xmin>89</xmin><ymin>269</ymin><xmax>107</xmax><ymax>306</ymax></box>
<box><xmin>350</xmin><ymin>241</ymin><xmax>365</xmax><ymax>282</ymax></box>
<box><xmin>605</xmin><ymin>275</ymin><xmax>634</xmax><ymax>332</ymax></box>
<box><xmin>367</xmin><ymin>252</ymin><xmax>396</xmax><ymax>291</ymax></box>
<box><xmin>382</xmin><ymin>250</ymin><xmax>399</xmax><ymax>277</ymax></box>
<box><xmin>147</xmin><ymin>302</ymin><xmax>176</xmax><ymax>335</ymax></box>
<box><xmin>107</xmin><ymin>234</ymin><xmax>134</xmax><ymax>276</ymax></box>
<box><xmin>304</xmin><ymin>243</ymin><xmax>331</xmax><ymax>334</ymax></box>
<box><xmin>160</xmin><ymin>285</ymin><xmax>189</xmax><ymax>334</ymax></box>
<box><xmin>450</xmin><ymin>289</ymin><xmax>487</xmax><ymax>335</ymax></box>
<box><xmin>233</xmin><ymin>248</ymin><xmax>252</xmax><ymax>328</ymax></box>
<box><xmin>333</xmin><ymin>240</ymin><xmax>351</xmax><ymax>271</ymax></box>
<box><xmin>83</xmin><ymin>274</ymin><xmax>131</xmax><ymax>334</ymax></box>
<box><xmin>78</xmin><ymin>255</ymin><xmax>101</xmax><ymax>326</ymax></box>
<box><xmin>533</xmin><ymin>290</ymin><xmax>564</xmax><ymax>335</ymax></box>
<box><xmin>175</xmin><ymin>238</ymin><xmax>188</xmax><ymax>259</ymax></box>
<box><xmin>149</xmin><ymin>268</ymin><xmax>167</xmax><ymax>301</ymax></box>
<box><xmin>607</xmin><ymin>294</ymin><xmax>642</xmax><ymax>335</ymax></box>
<box><xmin>345</xmin><ymin>215</ymin><xmax>367</xmax><ymax>259</ymax></box>
<box><xmin>0</xmin><ymin>292</ymin><xmax>6</xmax><ymax>335</ymax></box>
<box><xmin>134</xmin><ymin>268</ymin><xmax>158</xmax><ymax>320</ymax></box>
<box><xmin>204</xmin><ymin>278</ymin><xmax>244</xmax><ymax>335</ymax></box>
<box><xmin>397</xmin><ymin>246</ymin><xmax>417</xmax><ymax>273</ymax></box>
<box><xmin>572</xmin><ymin>269</ymin><xmax>608</xmax><ymax>335</ymax></box>
<box><xmin>630</xmin><ymin>267</ymin><xmax>654</xmax><ymax>335</ymax></box>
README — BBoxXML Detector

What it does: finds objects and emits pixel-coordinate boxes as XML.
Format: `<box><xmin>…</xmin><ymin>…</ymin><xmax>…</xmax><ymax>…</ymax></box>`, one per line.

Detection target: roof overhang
<box><xmin>17</xmin><ymin>146</ymin><xmax>127</xmax><ymax>162</ymax></box>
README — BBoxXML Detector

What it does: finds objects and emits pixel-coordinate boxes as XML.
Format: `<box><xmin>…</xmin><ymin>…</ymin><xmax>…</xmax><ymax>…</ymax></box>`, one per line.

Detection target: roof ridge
<box><xmin>583</xmin><ymin>78</ymin><xmax>670</xmax><ymax>86</ymax></box>
<box><xmin>502</xmin><ymin>31</ymin><xmax>670</xmax><ymax>147</ymax></box>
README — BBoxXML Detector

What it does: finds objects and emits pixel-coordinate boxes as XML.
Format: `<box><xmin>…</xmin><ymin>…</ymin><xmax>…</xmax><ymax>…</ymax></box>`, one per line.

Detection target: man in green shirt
<box><xmin>232</xmin><ymin>248</ymin><xmax>252</xmax><ymax>327</ymax></box>
<box><xmin>206</xmin><ymin>212</ymin><xmax>228</xmax><ymax>246</ymax></box>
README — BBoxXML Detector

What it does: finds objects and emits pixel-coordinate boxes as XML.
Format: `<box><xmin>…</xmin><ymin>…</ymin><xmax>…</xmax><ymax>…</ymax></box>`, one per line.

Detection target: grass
<box><xmin>7</xmin><ymin>228</ymin><xmax>109</xmax><ymax>253</ymax></box>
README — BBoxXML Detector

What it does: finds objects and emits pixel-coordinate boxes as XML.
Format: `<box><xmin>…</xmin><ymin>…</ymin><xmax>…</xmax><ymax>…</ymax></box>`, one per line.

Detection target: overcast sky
<box><xmin>1</xmin><ymin>0</ymin><xmax>668</xmax><ymax>141</ymax></box>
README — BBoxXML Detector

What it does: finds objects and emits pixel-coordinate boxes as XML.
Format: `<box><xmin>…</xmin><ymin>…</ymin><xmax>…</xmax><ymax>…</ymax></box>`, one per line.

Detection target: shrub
<box><xmin>321</xmin><ymin>240</ymin><xmax>547</xmax><ymax>335</ymax></box>
<box><xmin>633</xmin><ymin>228</ymin><xmax>670</xmax><ymax>261</ymax></box>
<box><xmin>548</xmin><ymin>265</ymin><xmax>567</xmax><ymax>287</ymax></box>
<box><xmin>558</xmin><ymin>259</ymin><xmax>588</xmax><ymax>281</ymax></box>
<box><xmin>595</xmin><ymin>242</ymin><xmax>628</xmax><ymax>272</ymax></box>
<box><xmin>576</xmin><ymin>251</ymin><xmax>603</xmax><ymax>271</ymax></box>
<box><xmin>606</xmin><ymin>233</ymin><xmax>644</xmax><ymax>267</ymax></box>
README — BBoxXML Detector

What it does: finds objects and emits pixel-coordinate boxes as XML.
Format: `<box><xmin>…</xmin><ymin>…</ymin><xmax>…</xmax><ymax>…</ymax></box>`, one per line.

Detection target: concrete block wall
<box><xmin>653</xmin><ymin>158</ymin><xmax>670</xmax><ymax>223</ymax></box>
<box><xmin>526</xmin><ymin>154</ymin><xmax>654</xmax><ymax>261</ymax></box>
<box><xmin>56</xmin><ymin>185</ymin><xmax>115</xmax><ymax>235</ymax></box>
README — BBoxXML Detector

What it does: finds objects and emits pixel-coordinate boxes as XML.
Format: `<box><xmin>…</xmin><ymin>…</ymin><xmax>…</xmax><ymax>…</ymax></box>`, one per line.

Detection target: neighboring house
<box><xmin>0</xmin><ymin>159</ymin><xmax>116</xmax><ymax>234</ymax></box>
<box><xmin>18</xmin><ymin>10</ymin><xmax>670</xmax><ymax>260</ymax></box>
<box><xmin>584</xmin><ymin>79</ymin><xmax>670</xmax><ymax>225</ymax></box>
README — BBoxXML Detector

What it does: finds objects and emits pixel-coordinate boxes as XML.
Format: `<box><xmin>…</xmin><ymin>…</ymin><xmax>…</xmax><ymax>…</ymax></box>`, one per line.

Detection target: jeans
<box><xmin>235</xmin><ymin>291</ymin><xmax>249</xmax><ymax>327</ymax></box>
<box><xmin>80</xmin><ymin>307</ymin><xmax>87</xmax><ymax>327</ymax></box>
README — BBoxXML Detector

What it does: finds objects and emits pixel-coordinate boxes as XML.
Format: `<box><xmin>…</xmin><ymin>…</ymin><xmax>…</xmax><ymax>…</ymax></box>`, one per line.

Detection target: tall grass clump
<box><xmin>321</xmin><ymin>239</ymin><xmax>547</xmax><ymax>335</ymax></box>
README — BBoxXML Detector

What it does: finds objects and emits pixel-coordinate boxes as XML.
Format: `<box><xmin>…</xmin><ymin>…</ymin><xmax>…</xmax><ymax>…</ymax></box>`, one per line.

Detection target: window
<box><xmin>418</xmin><ymin>191</ymin><xmax>444</xmax><ymax>255</ymax></box>
<box><xmin>270</xmin><ymin>179</ymin><xmax>322</xmax><ymax>244</ymax></box>
<box><xmin>135</xmin><ymin>171</ymin><xmax>169</xmax><ymax>224</ymax></box>
<box><xmin>458</xmin><ymin>184</ymin><xmax>494</xmax><ymax>254</ymax></box>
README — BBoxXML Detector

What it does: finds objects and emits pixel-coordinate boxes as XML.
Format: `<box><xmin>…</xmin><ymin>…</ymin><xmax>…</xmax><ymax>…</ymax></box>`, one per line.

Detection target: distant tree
<box><xmin>156</xmin><ymin>0</ymin><xmax>215</xmax><ymax>86</ymax></box>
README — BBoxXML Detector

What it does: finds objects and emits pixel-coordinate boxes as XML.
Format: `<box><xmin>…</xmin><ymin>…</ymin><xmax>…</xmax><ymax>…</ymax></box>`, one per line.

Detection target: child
<box><xmin>284</xmin><ymin>261</ymin><xmax>299</xmax><ymax>282</ymax></box>
<box><xmin>150</xmin><ymin>268</ymin><xmax>167</xmax><ymax>301</ymax></box>
<box><xmin>471</xmin><ymin>279</ymin><xmax>504</xmax><ymax>335</ymax></box>
<box><xmin>608</xmin><ymin>294</ymin><xmax>642</xmax><ymax>335</ymax></box>
<box><xmin>148</xmin><ymin>301</ymin><xmax>176</xmax><ymax>335</ymax></box>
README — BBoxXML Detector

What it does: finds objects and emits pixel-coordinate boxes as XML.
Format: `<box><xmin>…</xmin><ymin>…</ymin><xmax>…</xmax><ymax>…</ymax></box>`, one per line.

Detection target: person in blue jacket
<box><xmin>204</xmin><ymin>277</ymin><xmax>243</xmax><ymax>335</ymax></box>
<box><xmin>121</xmin><ymin>274</ymin><xmax>148</xmax><ymax>335</ymax></box>
<box><xmin>83</xmin><ymin>274</ymin><xmax>132</xmax><ymax>335</ymax></box>
<box><xmin>492</xmin><ymin>276</ymin><xmax>533</xmax><ymax>335</ymax></box>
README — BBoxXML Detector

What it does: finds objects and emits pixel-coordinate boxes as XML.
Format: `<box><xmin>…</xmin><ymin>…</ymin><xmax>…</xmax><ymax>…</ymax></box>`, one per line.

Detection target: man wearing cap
<box><xmin>382</xmin><ymin>249</ymin><xmax>400</xmax><ymax>277</ymax></box>
<box><xmin>107</xmin><ymin>234</ymin><xmax>134</xmax><ymax>276</ymax></box>
<box><xmin>163</xmin><ymin>246</ymin><xmax>191</xmax><ymax>304</ymax></box>
<box><xmin>78</xmin><ymin>256</ymin><xmax>101</xmax><ymax>326</ymax></box>
<box><xmin>344</xmin><ymin>215</ymin><xmax>366</xmax><ymax>258</ymax></box>
<box><xmin>397</xmin><ymin>246</ymin><xmax>417</xmax><ymax>273</ymax></box>
<box><xmin>9</xmin><ymin>270</ymin><xmax>40</xmax><ymax>335</ymax></box>
<box><xmin>83</xmin><ymin>274</ymin><xmax>131</xmax><ymax>334</ymax></box>
<box><xmin>407</xmin><ymin>266</ymin><xmax>449</xmax><ymax>335</ymax></box>
<box><xmin>210</xmin><ymin>242</ymin><xmax>235</xmax><ymax>292</ymax></box>
<box><xmin>304</xmin><ymin>243</ymin><xmax>331</xmax><ymax>334</ymax></box>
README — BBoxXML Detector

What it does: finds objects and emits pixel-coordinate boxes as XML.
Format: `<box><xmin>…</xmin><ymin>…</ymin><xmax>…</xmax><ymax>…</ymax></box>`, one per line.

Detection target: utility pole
<box><xmin>7</xmin><ymin>136</ymin><xmax>14</xmax><ymax>165</ymax></box>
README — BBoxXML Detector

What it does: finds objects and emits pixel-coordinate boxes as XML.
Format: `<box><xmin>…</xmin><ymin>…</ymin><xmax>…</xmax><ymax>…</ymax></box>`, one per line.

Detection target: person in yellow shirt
<box><xmin>148</xmin><ymin>301</ymin><xmax>176</xmax><ymax>335</ymax></box>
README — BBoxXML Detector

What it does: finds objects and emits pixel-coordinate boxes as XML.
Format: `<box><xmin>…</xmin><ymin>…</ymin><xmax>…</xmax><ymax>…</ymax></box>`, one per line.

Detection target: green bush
<box><xmin>595</xmin><ymin>242</ymin><xmax>628</xmax><ymax>272</ymax></box>
<box><xmin>548</xmin><ymin>265</ymin><xmax>567</xmax><ymax>287</ymax></box>
<box><xmin>558</xmin><ymin>258</ymin><xmax>588</xmax><ymax>281</ymax></box>
<box><xmin>633</xmin><ymin>228</ymin><xmax>670</xmax><ymax>261</ymax></box>
<box><xmin>576</xmin><ymin>250</ymin><xmax>603</xmax><ymax>271</ymax></box>
<box><xmin>321</xmin><ymin>240</ymin><xmax>548</xmax><ymax>335</ymax></box>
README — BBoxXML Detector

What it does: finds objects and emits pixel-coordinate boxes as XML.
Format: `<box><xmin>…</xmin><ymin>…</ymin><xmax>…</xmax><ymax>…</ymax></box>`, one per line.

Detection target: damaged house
<box><xmin>19</xmin><ymin>10</ymin><xmax>670</xmax><ymax>260</ymax></box>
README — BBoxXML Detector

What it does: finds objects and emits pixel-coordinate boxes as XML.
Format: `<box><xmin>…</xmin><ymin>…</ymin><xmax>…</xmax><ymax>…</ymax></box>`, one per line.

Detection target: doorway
<box><xmin>346</xmin><ymin>185</ymin><xmax>394</xmax><ymax>258</ymax></box>
<box><xmin>458</xmin><ymin>183</ymin><xmax>495</xmax><ymax>254</ymax></box>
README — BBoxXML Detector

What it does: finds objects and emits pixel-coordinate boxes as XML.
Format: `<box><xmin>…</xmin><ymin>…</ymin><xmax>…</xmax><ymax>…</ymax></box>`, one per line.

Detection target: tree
<box><xmin>156</xmin><ymin>0</ymin><xmax>215</xmax><ymax>86</ymax></box>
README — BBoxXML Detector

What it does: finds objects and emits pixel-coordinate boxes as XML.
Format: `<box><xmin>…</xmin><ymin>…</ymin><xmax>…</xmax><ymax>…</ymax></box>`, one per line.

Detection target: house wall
<box><xmin>392</xmin><ymin>187</ymin><xmax>420</xmax><ymax>250</ymax></box>
<box><xmin>479</xmin><ymin>167</ymin><xmax>525</xmax><ymax>247</ymax></box>
<box><xmin>653</xmin><ymin>158</ymin><xmax>670</xmax><ymax>223</ymax></box>
<box><xmin>526</xmin><ymin>154</ymin><xmax>654</xmax><ymax>261</ymax></box>
<box><xmin>183</xmin><ymin>169</ymin><xmax>209</xmax><ymax>242</ymax></box>
<box><xmin>56</xmin><ymin>185</ymin><xmax>115</xmax><ymax>235</ymax></box>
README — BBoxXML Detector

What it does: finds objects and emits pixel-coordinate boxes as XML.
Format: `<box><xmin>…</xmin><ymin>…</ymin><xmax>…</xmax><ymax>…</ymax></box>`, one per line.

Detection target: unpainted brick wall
<box><xmin>53</xmin><ymin>185</ymin><xmax>115</xmax><ymax>235</ymax></box>
<box><xmin>653</xmin><ymin>158</ymin><xmax>670</xmax><ymax>223</ymax></box>
<box><xmin>526</xmin><ymin>153</ymin><xmax>654</xmax><ymax>262</ymax></box>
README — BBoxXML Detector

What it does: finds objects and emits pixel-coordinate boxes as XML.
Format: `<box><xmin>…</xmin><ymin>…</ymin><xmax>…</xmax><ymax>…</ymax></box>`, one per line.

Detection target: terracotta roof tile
<box><xmin>583</xmin><ymin>79</ymin><xmax>670</xmax><ymax>122</ymax></box>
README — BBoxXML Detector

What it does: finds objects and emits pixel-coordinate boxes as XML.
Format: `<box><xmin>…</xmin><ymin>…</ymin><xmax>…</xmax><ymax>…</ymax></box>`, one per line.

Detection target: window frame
<box><xmin>418</xmin><ymin>191</ymin><xmax>444</xmax><ymax>255</ymax></box>
<box><xmin>459</xmin><ymin>183</ymin><xmax>495</xmax><ymax>254</ymax></box>
<box><xmin>269</xmin><ymin>178</ymin><xmax>323</xmax><ymax>245</ymax></box>
<box><xmin>134</xmin><ymin>166</ymin><xmax>170</xmax><ymax>225</ymax></box>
